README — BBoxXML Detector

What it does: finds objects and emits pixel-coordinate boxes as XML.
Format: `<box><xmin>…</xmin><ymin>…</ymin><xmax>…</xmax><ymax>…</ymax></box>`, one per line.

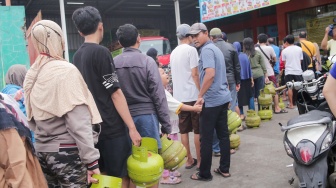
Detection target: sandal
<box><xmin>274</xmin><ymin>109</ymin><xmax>288</xmax><ymax>114</ymax></box>
<box><xmin>170</xmin><ymin>170</ymin><xmax>181</xmax><ymax>177</ymax></box>
<box><xmin>190</xmin><ymin>172</ymin><xmax>213</xmax><ymax>181</ymax></box>
<box><xmin>214</xmin><ymin>168</ymin><xmax>231</xmax><ymax>178</ymax></box>
<box><xmin>160</xmin><ymin>176</ymin><xmax>182</xmax><ymax>185</ymax></box>
<box><xmin>185</xmin><ymin>158</ymin><xmax>197</xmax><ymax>169</ymax></box>
<box><xmin>230</xmin><ymin>149</ymin><xmax>236</xmax><ymax>154</ymax></box>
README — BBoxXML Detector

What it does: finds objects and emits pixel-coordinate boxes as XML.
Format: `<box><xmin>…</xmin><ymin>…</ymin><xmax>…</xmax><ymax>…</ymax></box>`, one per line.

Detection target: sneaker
<box><xmin>213</xmin><ymin>152</ymin><xmax>221</xmax><ymax>157</ymax></box>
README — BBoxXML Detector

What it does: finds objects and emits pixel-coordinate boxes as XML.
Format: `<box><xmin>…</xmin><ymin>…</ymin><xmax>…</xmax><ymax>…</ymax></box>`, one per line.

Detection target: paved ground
<box><xmin>160</xmin><ymin>107</ymin><xmax>299</xmax><ymax>188</ymax></box>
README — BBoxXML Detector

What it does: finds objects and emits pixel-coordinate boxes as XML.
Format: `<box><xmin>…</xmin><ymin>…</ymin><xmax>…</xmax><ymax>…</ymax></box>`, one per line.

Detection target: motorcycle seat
<box><xmin>283</xmin><ymin>110</ymin><xmax>332</xmax><ymax>131</ymax></box>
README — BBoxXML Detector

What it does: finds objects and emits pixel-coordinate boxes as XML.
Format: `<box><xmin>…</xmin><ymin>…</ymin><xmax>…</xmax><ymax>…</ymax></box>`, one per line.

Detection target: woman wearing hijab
<box><xmin>243</xmin><ymin>38</ymin><xmax>268</xmax><ymax>111</ymax></box>
<box><xmin>0</xmin><ymin>93</ymin><xmax>47</xmax><ymax>188</ymax></box>
<box><xmin>24</xmin><ymin>20</ymin><xmax>102</xmax><ymax>187</ymax></box>
<box><xmin>1</xmin><ymin>64</ymin><xmax>27</xmax><ymax>115</ymax></box>
<box><xmin>233</xmin><ymin>41</ymin><xmax>254</xmax><ymax>120</ymax></box>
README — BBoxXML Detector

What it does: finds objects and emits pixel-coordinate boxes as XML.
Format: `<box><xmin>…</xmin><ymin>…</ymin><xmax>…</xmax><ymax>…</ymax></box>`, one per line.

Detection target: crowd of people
<box><xmin>1</xmin><ymin>4</ymin><xmax>336</xmax><ymax>188</ymax></box>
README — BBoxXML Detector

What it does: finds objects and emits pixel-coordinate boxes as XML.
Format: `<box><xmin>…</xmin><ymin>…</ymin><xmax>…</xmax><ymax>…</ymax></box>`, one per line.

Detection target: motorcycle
<box><xmin>321</xmin><ymin>55</ymin><xmax>335</xmax><ymax>75</ymax></box>
<box><xmin>277</xmin><ymin>71</ymin><xmax>336</xmax><ymax>188</ymax></box>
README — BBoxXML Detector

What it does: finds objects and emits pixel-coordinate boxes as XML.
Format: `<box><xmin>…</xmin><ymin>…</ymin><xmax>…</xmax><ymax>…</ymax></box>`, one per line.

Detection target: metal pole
<box><xmin>59</xmin><ymin>0</ymin><xmax>69</xmax><ymax>61</ymax></box>
<box><xmin>174</xmin><ymin>0</ymin><xmax>181</xmax><ymax>45</ymax></box>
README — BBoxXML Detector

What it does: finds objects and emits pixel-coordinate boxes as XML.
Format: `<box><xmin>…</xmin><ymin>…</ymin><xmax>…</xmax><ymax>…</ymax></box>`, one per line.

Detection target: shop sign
<box><xmin>199</xmin><ymin>0</ymin><xmax>289</xmax><ymax>23</ymax></box>
<box><xmin>306</xmin><ymin>16</ymin><xmax>335</xmax><ymax>44</ymax></box>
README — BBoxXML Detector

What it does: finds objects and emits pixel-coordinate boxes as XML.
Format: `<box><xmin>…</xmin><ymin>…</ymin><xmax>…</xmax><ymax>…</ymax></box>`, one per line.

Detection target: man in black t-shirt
<box><xmin>72</xmin><ymin>6</ymin><xmax>141</xmax><ymax>188</ymax></box>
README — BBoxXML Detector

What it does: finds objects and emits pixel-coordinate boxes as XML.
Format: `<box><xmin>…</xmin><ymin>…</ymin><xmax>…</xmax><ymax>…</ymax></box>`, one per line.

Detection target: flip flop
<box><xmin>160</xmin><ymin>176</ymin><xmax>182</xmax><ymax>185</ymax></box>
<box><xmin>185</xmin><ymin>158</ymin><xmax>197</xmax><ymax>169</ymax></box>
<box><xmin>214</xmin><ymin>168</ymin><xmax>231</xmax><ymax>178</ymax></box>
<box><xmin>274</xmin><ymin>109</ymin><xmax>288</xmax><ymax>114</ymax></box>
<box><xmin>190</xmin><ymin>172</ymin><xmax>213</xmax><ymax>181</ymax></box>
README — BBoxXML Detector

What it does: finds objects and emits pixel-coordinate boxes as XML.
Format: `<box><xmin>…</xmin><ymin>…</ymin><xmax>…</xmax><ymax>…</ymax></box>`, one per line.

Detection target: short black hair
<box><xmin>299</xmin><ymin>31</ymin><xmax>307</xmax><ymax>38</ymax></box>
<box><xmin>257</xmin><ymin>33</ymin><xmax>268</xmax><ymax>43</ymax></box>
<box><xmin>72</xmin><ymin>6</ymin><xmax>102</xmax><ymax>36</ymax></box>
<box><xmin>283</xmin><ymin>36</ymin><xmax>287</xmax><ymax>44</ymax></box>
<box><xmin>285</xmin><ymin>35</ymin><xmax>295</xmax><ymax>44</ymax></box>
<box><xmin>116</xmin><ymin>24</ymin><xmax>138</xmax><ymax>48</ymax></box>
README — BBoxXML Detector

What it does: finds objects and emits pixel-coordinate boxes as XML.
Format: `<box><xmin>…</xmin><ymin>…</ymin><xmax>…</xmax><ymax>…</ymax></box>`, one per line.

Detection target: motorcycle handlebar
<box><xmin>275</xmin><ymin>73</ymin><xmax>328</xmax><ymax>91</ymax></box>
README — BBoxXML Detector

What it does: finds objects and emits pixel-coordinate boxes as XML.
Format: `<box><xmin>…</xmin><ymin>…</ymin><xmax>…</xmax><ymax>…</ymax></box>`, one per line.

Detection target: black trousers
<box><xmin>199</xmin><ymin>102</ymin><xmax>230</xmax><ymax>178</ymax></box>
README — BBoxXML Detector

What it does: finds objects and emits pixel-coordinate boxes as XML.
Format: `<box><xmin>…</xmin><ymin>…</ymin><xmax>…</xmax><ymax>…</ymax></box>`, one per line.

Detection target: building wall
<box><xmin>0</xmin><ymin>6</ymin><xmax>30</xmax><ymax>89</ymax></box>
<box><xmin>206</xmin><ymin>0</ymin><xmax>335</xmax><ymax>43</ymax></box>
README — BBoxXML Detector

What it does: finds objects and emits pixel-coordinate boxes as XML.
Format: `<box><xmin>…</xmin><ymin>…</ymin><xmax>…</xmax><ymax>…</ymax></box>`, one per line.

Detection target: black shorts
<box><xmin>96</xmin><ymin>134</ymin><xmax>131</xmax><ymax>177</ymax></box>
<box><xmin>285</xmin><ymin>74</ymin><xmax>303</xmax><ymax>83</ymax></box>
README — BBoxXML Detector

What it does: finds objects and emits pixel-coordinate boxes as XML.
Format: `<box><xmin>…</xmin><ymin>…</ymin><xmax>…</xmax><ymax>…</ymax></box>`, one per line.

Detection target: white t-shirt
<box><xmin>170</xmin><ymin>44</ymin><xmax>199</xmax><ymax>102</ymax></box>
<box><xmin>165</xmin><ymin>90</ymin><xmax>182</xmax><ymax>134</ymax></box>
<box><xmin>328</xmin><ymin>39</ymin><xmax>336</xmax><ymax>56</ymax></box>
<box><xmin>255</xmin><ymin>45</ymin><xmax>276</xmax><ymax>76</ymax></box>
<box><xmin>282</xmin><ymin>45</ymin><xmax>303</xmax><ymax>75</ymax></box>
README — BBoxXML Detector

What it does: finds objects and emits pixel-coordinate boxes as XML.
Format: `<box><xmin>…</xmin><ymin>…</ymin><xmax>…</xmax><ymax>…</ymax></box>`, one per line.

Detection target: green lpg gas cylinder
<box><xmin>264</xmin><ymin>82</ymin><xmax>276</xmax><ymax>96</ymax></box>
<box><xmin>258</xmin><ymin>89</ymin><xmax>272</xmax><ymax>106</ymax></box>
<box><xmin>230</xmin><ymin>134</ymin><xmax>240</xmax><ymax>149</ymax></box>
<box><xmin>278</xmin><ymin>98</ymin><xmax>285</xmax><ymax>110</ymax></box>
<box><xmin>127</xmin><ymin>137</ymin><xmax>164</xmax><ymax>187</ymax></box>
<box><xmin>90</xmin><ymin>175</ymin><xmax>122</xmax><ymax>188</ymax></box>
<box><xmin>160</xmin><ymin>135</ymin><xmax>187</xmax><ymax>171</ymax></box>
<box><xmin>258</xmin><ymin>109</ymin><xmax>273</xmax><ymax>121</ymax></box>
<box><xmin>228</xmin><ymin>110</ymin><xmax>242</xmax><ymax>134</ymax></box>
<box><xmin>245</xmin><ymin>110</ymin><xmax>261</xmax><ymax>128</ymax></box>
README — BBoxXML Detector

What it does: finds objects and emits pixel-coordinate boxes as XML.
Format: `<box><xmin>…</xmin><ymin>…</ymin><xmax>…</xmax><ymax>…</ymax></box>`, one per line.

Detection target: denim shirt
<box><xmin>198</xmin><ymin>40</ymin><xmax>231</xmax><ymax>107</ymax></box>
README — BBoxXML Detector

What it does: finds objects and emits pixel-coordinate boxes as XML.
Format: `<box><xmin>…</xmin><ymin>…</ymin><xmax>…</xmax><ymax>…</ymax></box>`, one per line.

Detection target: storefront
<box><xmin>205</xmin><ymin>0</ymin><xmax>336</xmax><ymax>45</ymax></box>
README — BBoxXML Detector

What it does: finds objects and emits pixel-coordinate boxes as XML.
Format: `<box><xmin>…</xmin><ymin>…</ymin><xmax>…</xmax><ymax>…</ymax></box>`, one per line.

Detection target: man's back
<box><xmin>113</xmin><ymin>47</ymin><xmax>171</xmax><ymax>133</ymax></box>
<box><xmin>300</xmin><ymin>40</ymin><xmax>316</xmax><ymax>58</ymax></box>
<box><xmin>282</xmin><ymin>45</ymin><xmax>303</xmax><ymax>75</ymax></box>
<box><xmin>73</xmin><ymin>43</ymin><xmax>126</xmax><ymax>140</ymax></box>
<box><xmin>213</xmin><ymin>39</ymin><xmax>240</xmax><ymax>84</ymax></box>
<box><xmin>170</xmin><ymin>44</ymin><xmax>199</xmax><ymax>102</ymax></box>
<box><xmin>255</xmin><ymin>45</ymin><xmax>276</xmax><ymax>76</ymax></box>
<box><xmin>271</xmin><ymin>44</ymin><xmax>280</xmax><ymax>74</ymax></box>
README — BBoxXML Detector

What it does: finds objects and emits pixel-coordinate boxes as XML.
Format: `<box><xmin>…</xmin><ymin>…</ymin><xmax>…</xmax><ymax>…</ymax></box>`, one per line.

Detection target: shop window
<box><xmin>288</xmin><ymin>3</ymin><xmax>336</xmax><ymax>35</ymax></box>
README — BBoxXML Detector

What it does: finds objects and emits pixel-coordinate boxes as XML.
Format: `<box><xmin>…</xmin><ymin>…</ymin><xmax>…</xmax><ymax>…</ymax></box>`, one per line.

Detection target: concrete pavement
<box><xmin>161</xmin><ymin>107</ymin><xmax>299</xmax><ymax>188</ymax></box>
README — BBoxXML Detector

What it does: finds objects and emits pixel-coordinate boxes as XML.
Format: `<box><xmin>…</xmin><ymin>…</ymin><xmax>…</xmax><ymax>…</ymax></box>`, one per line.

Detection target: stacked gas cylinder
<box><xmin>258</xmin><ymin>83</ymin><xmax>275</xmax><ymax>121</ymax></box>
<box><xmin>227</xmin><ymin>110</ymin><xmax>242</xmax><ymax>150</ymax></box>
<box><xmin>127</xmin><ymin>137</ymin><xmax>187</xmax><ymax>187</ymax></box>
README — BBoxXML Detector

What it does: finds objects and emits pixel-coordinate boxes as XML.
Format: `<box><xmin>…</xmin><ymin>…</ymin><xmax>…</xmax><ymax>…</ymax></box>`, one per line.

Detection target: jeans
<box><xmin>132</xmin><ymin>114</ymin><xmax>161</xmax><ymax>148</ymax></box>
<box><xmin>200</xmin><ymin>102</ymin><xmax>230</xmax><ymax>178</ymax></box>
<box><xmin>253</xmin><ymin>76</ymin><xmax>265</xmax><ymax>111</ymax></box>
<box><xmin>229</xmin><ymin>82</ymin><xmax>237</xmax><ymax>111</ymax></box>
<box><xmin>239</xmin><ymin>97</ymin><xmax>255</xmax><ymax>115</ymax></box>
<box><xmin>212</xmin><ymin>130</ymin><xmax>220</xmax><ymax>153</ymax></box>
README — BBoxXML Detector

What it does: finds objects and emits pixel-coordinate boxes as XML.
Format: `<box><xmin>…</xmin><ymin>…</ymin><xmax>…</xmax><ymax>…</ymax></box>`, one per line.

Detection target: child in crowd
<box><xmin>158</xmin><ymin>68</ymin><xmax>202</xmax><ymax>185</ymax></box>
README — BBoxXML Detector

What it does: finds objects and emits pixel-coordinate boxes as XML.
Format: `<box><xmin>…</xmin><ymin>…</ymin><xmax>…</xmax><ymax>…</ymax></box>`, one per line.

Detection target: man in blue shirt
<box><xmin>188</xmin><ymin>23</ymin><xmax>232</xmax><ymax>181</ymax></box>
<box><xmin>268</xmin><ymin>38</ymin><xmax>280</xmax><ymax>83</ymax></box>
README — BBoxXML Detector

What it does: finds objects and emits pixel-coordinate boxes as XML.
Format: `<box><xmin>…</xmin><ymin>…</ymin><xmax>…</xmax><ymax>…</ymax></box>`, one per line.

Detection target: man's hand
<box><xmin>87</xmin><ymin>168</ymin><xmax>100</xmax><ymax>184</ymax></box>
<box><xmin>195</xmin><ymin>97</ymin><xmax>204</xmax><ymax>106</ymax></box>
<box><xmin>265</xmin><ymin>77</ymin><xmax>269</xmax><ymax>83</ymax></box>
<box><xmin>129</xmin><ymin>128</ymin><xmax>142</xmax><ymax>147</ymax></box>
<box><xmin>251</xmin><ymin>79</ymin><xmax>254</xmax><ymax>87</ymax></box>
<box><xmin>325</xmin><ymin>26</ymin><xmax>331</xmax><ymax>35</ymax></box>
<box><xmin>236</xmin><ymin>84</ymin><xmax>240</xmax><ymax>91</ymax></box>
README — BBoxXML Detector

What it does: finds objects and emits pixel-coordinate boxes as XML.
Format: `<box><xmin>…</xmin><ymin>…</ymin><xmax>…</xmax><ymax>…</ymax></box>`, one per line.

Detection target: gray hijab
<box><xmin>5</xmin><ymin>64</ymin><xmax>27</xmax><ymax>87</ymax></box>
